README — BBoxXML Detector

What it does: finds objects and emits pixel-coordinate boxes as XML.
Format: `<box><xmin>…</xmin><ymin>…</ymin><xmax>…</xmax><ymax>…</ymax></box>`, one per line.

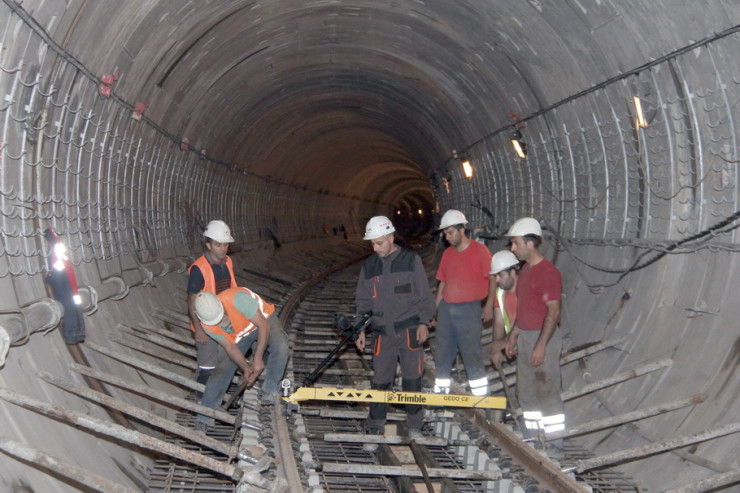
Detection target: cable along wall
<box><xmin>436</xmin><ymin>30</ymin><xmax>739</xmax><ymax>256</ymax></box>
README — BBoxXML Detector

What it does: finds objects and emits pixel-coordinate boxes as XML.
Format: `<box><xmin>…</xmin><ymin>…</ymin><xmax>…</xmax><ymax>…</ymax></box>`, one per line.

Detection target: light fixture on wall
<box><xmin>511</xmin><ymin>129</ymin><xmax>527</xmax><ymax>159</ymax></box>
<box><xmin>461</xmin><ymin>159</ymin><xmax>474</xmax><ymax>178</ymax></box>
<box><xmin>633</xmin><ymin>96</ymin><xmax>648</xmax><ymax>128</ymax></box>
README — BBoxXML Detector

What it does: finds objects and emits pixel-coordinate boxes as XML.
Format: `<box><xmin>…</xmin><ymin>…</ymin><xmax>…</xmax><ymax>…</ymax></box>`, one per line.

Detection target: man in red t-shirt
<box><xmin>504</xmin><ymin>217</ymin><xmax>565</xmax><ymax>449</ymax></box>
<box><xmin>433</xmin><ymin>210</ymin><xmax>495</xmax><ymax>397</ymax></box>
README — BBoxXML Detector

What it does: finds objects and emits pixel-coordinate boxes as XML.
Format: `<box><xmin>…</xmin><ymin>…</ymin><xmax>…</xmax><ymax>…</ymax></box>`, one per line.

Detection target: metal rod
<box><xmin>150</xmin><ymin>309</ymin><xmax>191</xmax><ymax>330</ymax></box>
<box><xmin>0</xmin><ymin>436</ymin><xmax>138</xmax><ymax>493</ymax></box>
<box><xmin>37</xmin><ymin>371</ymin><xmax>237</xmax><ymax>457</ymax></box>
<box><xmin>109</xmin><ymin>334</ymin><xmax>197</xmax><ymax>370</ymax></box>
<box><xmin>400</xmin><ymin>432</ymin><xmax>463</xmax><ymax>493</ymax></box>
<box><xmin>0</xmin><ymin>386</ymin><xmax>242</xmax><ymax>480</ymax></box>
<box><xmin>408</xmin><ymin>439</ymin><xmax>435</xmax><ymax>493</ymax></box>
<box><xmin>242</xmin><ymin>267</ymin><xmax>293</xmax><ymax>286</ymax></box>
<box><xmin>662</xmin><ymin>469</ymin><xmax>740</xmax><ymax>493</ymax></box>
<box><xmin>131</xmin><ymin>322</ymin><xmax>195</xmax><ymax>345</ymax></box>
<box><xmin>309</xmin><ymin>408</ymin><xmax>404</xmax><ymax>420</ymax></box>
<box><xmin>461</xmin><ymin>405</ymin><xmax>589</xmax><ymax>492</ymax></box>
<box><xmin>572</xmin><ymin>423</ymin><xmax>740</xmax><ymax>473</ymax></box>
<box><xmin>559</xmin><ymin>338</ymin><xmax>627</xmax><ymax>365</ymax></box>
<box><xmin>66</xmin><ymin>342</ymin><xmax>132</xmax><ymax>429</ymax></box>
<box><xmin>222</xmin><ymin>379</ymin><xmax>250</xmax><ymax>411</ymax></box>
<box><xmin>319</xmin><ymin>462</ymin><xmax>501</xmax><ymax>480</ymax></box>
<box><xmin>548</xmin><ymin>394</ymin><xmax>705</xmax><ymax>440</ymax></box>
<box><xmin>117</xmin><ymin>324</ymin><xmax>197</xmax><ymax>357</ymax></box>
<box><xmin>274</xmin><ymin>399</ymin><xmax>302</xmax><ymax>493</ymax></box>
<box><xmin>562</xmin><ymin>358</ymin><xmax>672</xmax><ymax>401</ymax></box>
<box><xmin>68</xmin><ymin>362</ymin><xmax>235</xmax><ymax>424</ymax></box>
<box><xmin>83</xmin><ymin>341</ymin><xmax>204</xmax><ymax>392</ymax></box>
<box><xmin>323</xmin><ymin>433</ymin><xmax>448</xmax><ymax>447</ymax></box>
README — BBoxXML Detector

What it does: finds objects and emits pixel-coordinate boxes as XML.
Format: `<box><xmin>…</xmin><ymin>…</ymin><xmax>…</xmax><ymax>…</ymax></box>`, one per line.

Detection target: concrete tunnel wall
<box><xmin>0</xmin><ymin>1</ymin><xmax>738</xmax><ymax>491</ymax></box>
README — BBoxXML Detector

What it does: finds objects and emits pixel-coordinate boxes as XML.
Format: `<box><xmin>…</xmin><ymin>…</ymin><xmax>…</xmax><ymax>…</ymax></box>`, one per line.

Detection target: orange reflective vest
<box><xmin>201</xmin><ymin>287</ymin><xmax>275</xmax><ymax>344</ymax></box>
<box><xmin>189</xmin><ymin>254</ymin><xmax>237</xmax><ymax>332</ymax></box>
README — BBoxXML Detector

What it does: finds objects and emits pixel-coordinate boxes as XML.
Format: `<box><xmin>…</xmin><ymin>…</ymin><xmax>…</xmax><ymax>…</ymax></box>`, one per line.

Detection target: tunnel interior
<box><xmin>0</xmin><ymin>1</ymin><xmax>739</xmax><ymax>492</ymax></box>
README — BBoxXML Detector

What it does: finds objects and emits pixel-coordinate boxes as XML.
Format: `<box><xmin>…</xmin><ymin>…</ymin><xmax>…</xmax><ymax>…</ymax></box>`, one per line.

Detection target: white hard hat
<box><xmin>438</xmin><ymin>210</ymin><xmax>468</xmax><ymax>230</ymax></box>
<box><xmin>505</xmin><ymin>217</ymin><xmax>542</xmax><ymax>237</ymax></box>
<box><xmin>363</xmin><ymin>216</ymin><xmax>396</xmax><ymax>240</ymax></box>
<box><xmin>194</xmin><ymin>291</ymin><xmax>225</xmax><ymax>325</ymax></box>
<box><xmin>203</xmin><ymin>220</ymin><xmax>234</xmax><ymax>243</ymax></box>
<box><xmin>490</xmin><ymin>250</ymin><xmax>520</xmax><ymax>275</ymax></box>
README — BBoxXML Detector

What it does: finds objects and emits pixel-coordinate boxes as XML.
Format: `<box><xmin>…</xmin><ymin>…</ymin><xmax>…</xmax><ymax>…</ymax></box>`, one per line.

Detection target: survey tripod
<box><xmin>299</xmin><ymin>311</ymin><xmax>373</xmax><ymax>388</ymax></box>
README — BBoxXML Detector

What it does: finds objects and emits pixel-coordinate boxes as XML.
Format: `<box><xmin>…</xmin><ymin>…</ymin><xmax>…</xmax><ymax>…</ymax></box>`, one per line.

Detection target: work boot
<box><xmin>194</xmin><ymin>421</ymin><xmax>210</xmax><ymax>435</ymax></box>
<box><xmin>363</xmin><ymin>426</ymin><xmax>383</xmax><ymax>452</ymax></box>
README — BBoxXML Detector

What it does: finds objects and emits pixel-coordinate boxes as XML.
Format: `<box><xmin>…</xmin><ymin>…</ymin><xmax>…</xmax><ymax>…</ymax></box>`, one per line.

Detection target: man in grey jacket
<box><xmin>355</xmin><ymin>216</ymin><xmax>436</xmax><ymax>442</ymax></box>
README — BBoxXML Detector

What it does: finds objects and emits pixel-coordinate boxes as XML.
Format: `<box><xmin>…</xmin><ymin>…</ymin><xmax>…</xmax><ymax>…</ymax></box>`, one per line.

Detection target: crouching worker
<box><xmin>192</xmin><ymin>287</ymin><xmax>289</xmax><ymax>432</ymax></box>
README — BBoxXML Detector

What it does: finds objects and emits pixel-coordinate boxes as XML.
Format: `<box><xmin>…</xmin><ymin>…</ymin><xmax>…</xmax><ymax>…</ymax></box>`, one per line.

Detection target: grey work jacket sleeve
<box><xmin>412</xmin><ymin>254</ymin><xmax>436</xmax><ymax>325</ymax></box>
<box><xmin>355</xmin><ymin>265</ymin><xmax>374</xmax><ymax>316</ymax></box>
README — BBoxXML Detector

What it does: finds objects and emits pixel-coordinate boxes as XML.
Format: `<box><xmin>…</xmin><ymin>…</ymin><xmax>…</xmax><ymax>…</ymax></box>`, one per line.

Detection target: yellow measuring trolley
<box><xmin>283</xmin><ymin>386</ymin><xmax>506</xmax><ymax>409</ymax></box>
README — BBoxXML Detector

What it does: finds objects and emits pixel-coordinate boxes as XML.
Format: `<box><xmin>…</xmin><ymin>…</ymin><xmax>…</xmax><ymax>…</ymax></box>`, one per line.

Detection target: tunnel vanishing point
<box><xmin>0</xmin><ymin>1</ymin><xmax>739</xmax><ymax>492</ymax></box>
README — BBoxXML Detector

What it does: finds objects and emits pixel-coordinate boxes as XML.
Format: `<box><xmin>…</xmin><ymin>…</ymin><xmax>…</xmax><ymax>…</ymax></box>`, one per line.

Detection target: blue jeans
<box><xmin>434</xmin><ymin>300</ymin><xmax>486</xmax><ymax>382</ymax></box>
<box><xmin>197</xmin><ymin>313</ymin><xmax>289</xmax><ymax>424</ymax></box>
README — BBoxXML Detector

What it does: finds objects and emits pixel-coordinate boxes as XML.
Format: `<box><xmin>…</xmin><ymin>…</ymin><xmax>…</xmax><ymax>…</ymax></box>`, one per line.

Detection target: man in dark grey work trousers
<box><xmin>354</xmin><ymin>216</ymin><xmax>436</xmax><ymax>449</ymax></box>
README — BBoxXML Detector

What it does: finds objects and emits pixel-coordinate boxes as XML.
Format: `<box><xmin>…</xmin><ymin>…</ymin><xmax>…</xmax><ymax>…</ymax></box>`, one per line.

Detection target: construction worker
<box><xmin>489</xmin><ymin>250</ymin><xmax>521</xmax><ymax>369</ymax></box>
<box><xmin>355</xmin><ymin>216</ymin><xmax>435</xmax><ymax>445</ymax></box>
<box><xmin>504</xmin><ymin>217</ymin><xmax>565</xmax><ymax>449</ymax></box>
<box><xmin>433</xmin><ymin>210</ymin><xmax>495</xmax><ymax>397</ymax></box>
<box><xmin>192</xmin><ymin>288</ymin><xmax>289</xmax><ymax>432</ymax></box>
<box><xmin>187</xmin><ymin>220</ymin><xmax>237</xmax><ymax>396</ymax></box>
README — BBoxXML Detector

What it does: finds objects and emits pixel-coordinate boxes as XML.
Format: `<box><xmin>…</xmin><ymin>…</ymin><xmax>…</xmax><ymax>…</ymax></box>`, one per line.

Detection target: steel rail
<box><xmin>273</xmin><ymin>252</ymin><xmax>369</xmax><ymax>493</ymax></box>
<box><xmin>461</xmin><ymin>406</ymin><xmax>589</xmax><ymax>493</ymax></box>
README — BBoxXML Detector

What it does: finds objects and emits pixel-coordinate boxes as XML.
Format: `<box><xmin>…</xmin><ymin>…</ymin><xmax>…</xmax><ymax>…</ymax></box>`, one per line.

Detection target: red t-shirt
<box><xmin>515</xmin><ymin>258</ymin><xmax>561</xmax><ymax>331</ymax></box>
<box><xmin>436</xmin><ymin>240</ymin><xmax>492</xmax><ymax>303</ymax></box>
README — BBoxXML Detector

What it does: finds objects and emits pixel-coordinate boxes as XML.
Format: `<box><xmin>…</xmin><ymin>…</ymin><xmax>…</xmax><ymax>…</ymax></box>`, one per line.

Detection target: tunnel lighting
<box><xmin>511</xmin><ymin>129</ymin><xmax>527</xmax><ymax>159</ymax></box>
<box><xmin>633</xmin><ymin>96</ymin><xmax>648</xmax><ymax>128</ymax></box>
<box><xmin>462</xmin><ymin>160</ymin><xmax>473</xmax><ymax>178</ymax></box>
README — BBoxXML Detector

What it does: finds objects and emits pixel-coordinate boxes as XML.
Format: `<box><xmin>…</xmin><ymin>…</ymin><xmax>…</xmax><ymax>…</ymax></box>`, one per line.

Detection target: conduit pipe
<box><xmin>120</xmin><ymin>258</ymin><xmax>188</xmax><ymax>289</ymax></box>
<box><xmin>0</xmin><ymin>298</ymin><xmax>63</xmax><ymax>367</ymax></box>
<box><xmin>77</xmin><ymin>276</ymin><xmax>129</xmax><ymax>315</ymax></box>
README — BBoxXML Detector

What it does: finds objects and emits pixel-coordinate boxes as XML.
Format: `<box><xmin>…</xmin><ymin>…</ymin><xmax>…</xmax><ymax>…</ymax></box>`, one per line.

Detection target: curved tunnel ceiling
<box><xmin>60</xmin><ymin>0</ymin><xmax>624</xmax><ymax>215</ymax></box>
<box><xmin>50</xmin><ymin>0</ymin><xmax>729</xmax><ymax>221</ymax></box>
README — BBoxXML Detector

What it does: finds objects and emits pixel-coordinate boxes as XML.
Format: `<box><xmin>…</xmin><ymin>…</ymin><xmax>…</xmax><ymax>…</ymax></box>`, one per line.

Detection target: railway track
<box><xmin>278</xmin><ymin>263</ymin><xmax>599</xmax><ymax>493</ymax></box>
<box><xmin>0</xmin><ymin>242</ymin><xmax>728</xmax><ymax>492</ymax></box>
<box><xmin>125</xmin><ymin>241</ymin><xmax>642</xmax><ymax>492</ymax></box>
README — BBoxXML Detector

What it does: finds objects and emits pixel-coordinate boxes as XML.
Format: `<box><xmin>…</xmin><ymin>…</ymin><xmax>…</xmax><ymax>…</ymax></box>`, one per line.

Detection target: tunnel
<box><xmin>0</xmin><ymin>1</ymin><xmax>739</xmax><ymax>492</ymax></box>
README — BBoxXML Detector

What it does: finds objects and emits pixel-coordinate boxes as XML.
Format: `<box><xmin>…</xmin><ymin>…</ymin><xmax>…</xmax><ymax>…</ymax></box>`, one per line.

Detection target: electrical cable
<box><xmin>547</xmin><ymin>208</ymin><xmax>740</xmax><ymax>290</ymax></box>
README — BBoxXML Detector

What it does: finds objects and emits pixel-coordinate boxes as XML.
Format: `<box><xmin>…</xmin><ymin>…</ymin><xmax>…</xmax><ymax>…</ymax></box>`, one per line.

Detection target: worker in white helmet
<box><xmin>355</xmin><ymin>216</ymin><xmax>435</xmax><ymax>446</ymax></box>
<box><xmin>187</xmin><ymin>220</ymin><xmax>238</xmax><ymax>404</ymax></box>
<box><xmin>433</xmin><ymin>210</ymin><xmax>496</xmax><ymax>397</ymax></box>
<box><xmin>504</xmin><ymin>217</ymin><xmax>565</xmax><ymax>452</ymax></box>
<box><xmin>489</xmin><ymin>250</ymin><xmax>522</xmax><ymax>369</ymax></box>
<box><xmin>192</xmin><ymin>288</ymin><xmax>289</xmax><ymax>433</ymax></box>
